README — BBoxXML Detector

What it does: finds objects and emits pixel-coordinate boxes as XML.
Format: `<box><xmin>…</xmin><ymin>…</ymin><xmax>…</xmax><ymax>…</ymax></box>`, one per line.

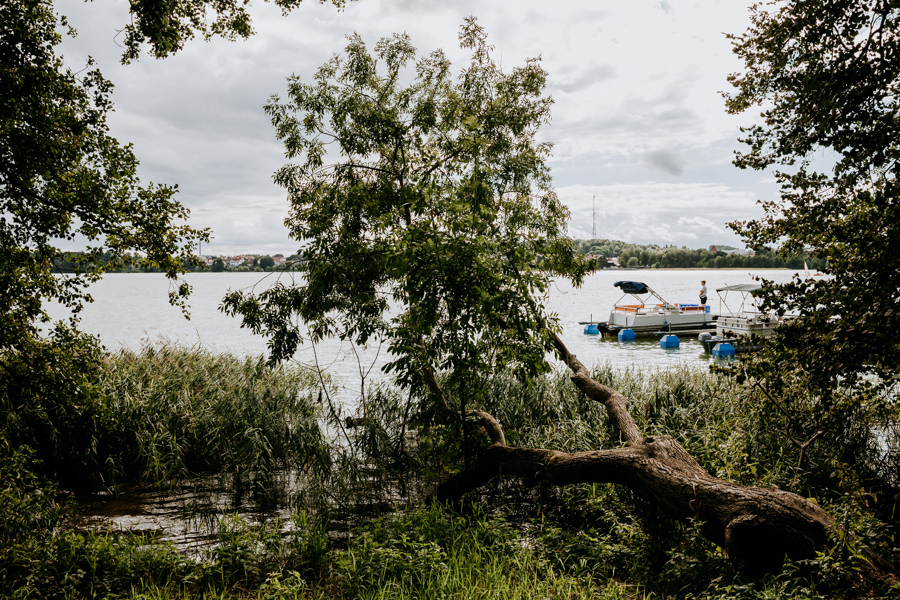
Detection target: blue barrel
<box><xmin>584</xmin><ymin>324</ymin><xmax>600</xmax><ymax>335</ymax></box>
<box><xmin>712</xmin><ymin>342</ymin><xmax>735</xmax><ymax>358</ymax></box>
<box><xmin>618</xmin><ymin>329</ymin><xmax>636</xmax><ymax>341</ymax></box>
<box><xmin>660</xmin><ymin>334</ymin><xmax>680</xmax><ymax>348</ymax></box>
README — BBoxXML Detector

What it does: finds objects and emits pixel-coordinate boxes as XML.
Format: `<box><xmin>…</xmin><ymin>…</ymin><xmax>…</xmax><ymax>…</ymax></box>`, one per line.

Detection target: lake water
<box><xmin>46</xmin><ymin>269</ymin><xmax>802</xmax><ymax>404</ymax></box>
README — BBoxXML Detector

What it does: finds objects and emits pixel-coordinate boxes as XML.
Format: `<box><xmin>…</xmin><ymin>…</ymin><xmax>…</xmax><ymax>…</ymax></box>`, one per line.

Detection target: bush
<box><xmin>0</xmin><ymin>325</ymin><xmax>107</xmax><ymax>484</ymax></box>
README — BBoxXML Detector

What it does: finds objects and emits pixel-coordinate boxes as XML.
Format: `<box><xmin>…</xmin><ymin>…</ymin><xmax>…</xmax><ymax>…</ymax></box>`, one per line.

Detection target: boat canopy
<box><xmin>715</xmin><ymin>283</ymin><xmax>762</xmax><ymax>293</ymax></box>
<box><xmin>614</xmin><ymin>281</ymin><xmax>650</xmax><ymax>294</ymax></box>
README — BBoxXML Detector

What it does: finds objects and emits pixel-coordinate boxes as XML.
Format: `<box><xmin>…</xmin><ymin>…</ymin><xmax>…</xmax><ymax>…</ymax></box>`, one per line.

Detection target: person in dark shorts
<box><xmin>699</xmin><ymin>280</ymin><xmax>707</xmax><ymax>305</ymax></box>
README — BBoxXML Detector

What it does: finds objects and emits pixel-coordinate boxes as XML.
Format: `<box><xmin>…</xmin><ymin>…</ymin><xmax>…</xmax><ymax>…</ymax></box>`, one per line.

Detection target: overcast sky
<box><xmin>55</xmin><ymin>0</ymin><xmax>774</xmax><ymax>256</ymax></box>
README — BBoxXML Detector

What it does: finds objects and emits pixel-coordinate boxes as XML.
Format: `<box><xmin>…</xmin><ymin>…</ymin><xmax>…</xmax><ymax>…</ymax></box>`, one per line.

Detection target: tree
<box><xmin>223</xmin><ymin>19</ymin><xmax>592</xmax><ymax>411</ymax></box>
<box><xmin>724</xmin><ymin>2</ymin><xmax>900</xmax><ymax>510</ymax></box>
<box><xmin>3</xmin><ymin>0</ymin><xmax>360</xmax><ymax>353</ymax></box>
<box><xmin>725</xmin><ymin>1</ymin><xmax>900</xmax><ymax>386</ymax></box>
<box><xmin>0</xmin><ymin>0</ymin><xmax>209</xmax><ymax>352</ymax></box>
<box><xmin>258</xmin><ymin>255</ymin><xmax>275</xmax><ymax>269</ymax></box>
<box><xmin>212</xmin><ymin>257</ymin><xmax>225</xmax><ymax>272</ymax></box>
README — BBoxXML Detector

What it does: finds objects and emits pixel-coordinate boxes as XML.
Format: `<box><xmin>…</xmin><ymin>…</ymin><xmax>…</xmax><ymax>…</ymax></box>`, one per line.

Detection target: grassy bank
<box><xmin>1</xmin><ymin>340</ymin><xmax>898</xmax><ymax>599</ymax></box>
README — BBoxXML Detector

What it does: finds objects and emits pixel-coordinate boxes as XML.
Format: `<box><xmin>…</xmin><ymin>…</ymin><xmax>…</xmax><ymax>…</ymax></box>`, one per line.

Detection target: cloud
<box><xmin>53</xmin><ymin>0</ymin><xmax>761</xmax><ymax>254</ymax></box>
<box><xmin>552</xmin><ymin>64</ymin><xmax>617</xmax><ymax>93</ymax></box>
<box><xmin>643</xmin><ymin>149</ymin><xmax>686</xmax><ymax>176</ymax></box>
<box><xmin>559</xmin><ymin>182</ymin><xmax>760</xmax><ymax>247</ymax></box>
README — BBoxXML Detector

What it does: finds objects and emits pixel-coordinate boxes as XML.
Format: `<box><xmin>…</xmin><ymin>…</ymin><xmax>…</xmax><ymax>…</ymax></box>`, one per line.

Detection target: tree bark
<box><xmin>435</xmin><ymin>332</ymin><xmax>898</xmax><ymax>587</ymax></box>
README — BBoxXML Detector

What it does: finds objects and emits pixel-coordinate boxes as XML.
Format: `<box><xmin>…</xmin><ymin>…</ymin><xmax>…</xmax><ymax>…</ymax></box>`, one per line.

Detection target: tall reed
<box><xmin>99</xmin><ymin>342</ymin><xmax>331</xmax><ymax>491</ymax></box>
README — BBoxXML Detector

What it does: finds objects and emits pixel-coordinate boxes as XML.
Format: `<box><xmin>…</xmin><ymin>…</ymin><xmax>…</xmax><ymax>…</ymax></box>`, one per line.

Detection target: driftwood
<box><xmin>435</xmin><ymin>332</ymin><xmax>898</xmax><ymax>588</ymax></box>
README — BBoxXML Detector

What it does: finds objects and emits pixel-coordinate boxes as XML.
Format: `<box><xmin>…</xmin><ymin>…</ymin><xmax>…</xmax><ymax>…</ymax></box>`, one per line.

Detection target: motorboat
<box><xmin>590</xmin><ymin>281</ymin><xmax>717</xmax><ymax>338</ymax></box>
<box><xmin>699</xmin><ymin>283</ymin><xmax>795</xmax><ymax>353</ymax></box>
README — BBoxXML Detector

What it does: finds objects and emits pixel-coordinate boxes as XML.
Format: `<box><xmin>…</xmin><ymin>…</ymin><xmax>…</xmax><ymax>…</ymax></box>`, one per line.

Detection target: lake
<box><xmin>45</xmin><ymin>269</ymin><xmax>802</xmax><ymax>404</ymax></box>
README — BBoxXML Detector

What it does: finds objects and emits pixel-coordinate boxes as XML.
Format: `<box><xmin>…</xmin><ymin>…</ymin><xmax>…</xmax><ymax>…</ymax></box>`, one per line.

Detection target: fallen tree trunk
<box><xmin>436</xmin><ymin>332</ymin><xmax>898</xmax><ymax>588</ymax></box>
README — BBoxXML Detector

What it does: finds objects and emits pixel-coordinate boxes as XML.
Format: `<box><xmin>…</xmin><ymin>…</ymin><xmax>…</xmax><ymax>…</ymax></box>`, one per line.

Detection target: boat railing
<box><xmin>613</xmin><ymin>303</ymin><xmax>710</xmax><ymax>315</ymax></box>
<box><xmin>674</xmin><ymin>304</ymin><xmax>711</xmax><ymax>313</ymax></box>
<box><xmin>612</xmin><ymin>303</ymin><xmax>711</xmax><ymax>315</ymax></box>
<box><xmin>612</xmin><ymin>303</ymin><xmax>662</xmax><ymax>314</ymax></box>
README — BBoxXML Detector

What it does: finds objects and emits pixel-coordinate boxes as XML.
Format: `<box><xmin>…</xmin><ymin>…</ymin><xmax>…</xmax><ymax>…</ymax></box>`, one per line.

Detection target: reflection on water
<box><xmin>573</xmin><ymin>332</ymin><xmax>711</xmax><ymax>367</ymax></box>
<box><xmin>68</xmin><ymin>479</ymin><xmax>285</xmax><ymax>554</ymax></box>
<box><xmin>67</xmin><ymin>473</ymin><xmax>349</xmax><ymax>554</ymax></box>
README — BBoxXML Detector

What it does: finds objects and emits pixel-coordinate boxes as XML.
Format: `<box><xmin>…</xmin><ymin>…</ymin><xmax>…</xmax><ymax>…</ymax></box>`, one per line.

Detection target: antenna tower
<box><xmin>592</xmin><ymin>195</ymin><xmax>596</xmax><ymax>239</ymax></box>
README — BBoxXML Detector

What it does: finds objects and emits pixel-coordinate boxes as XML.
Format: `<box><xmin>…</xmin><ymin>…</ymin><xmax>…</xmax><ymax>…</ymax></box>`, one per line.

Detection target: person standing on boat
<box><xmin>699</xmin><ymin>280</ymin><xmax>708</xmax><ymax>306</ymax></box>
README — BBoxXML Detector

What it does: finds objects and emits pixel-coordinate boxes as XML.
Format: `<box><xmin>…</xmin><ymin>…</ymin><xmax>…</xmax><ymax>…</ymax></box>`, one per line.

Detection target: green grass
<box><xmin>1</xmin><ymin>335</ymin><xmax>331</xmax><ymax>492</ymax></box>
<box><xmin>331</xmin><ymin>503</ymin><xmax>647</xmax><ymax>600</ymax></box>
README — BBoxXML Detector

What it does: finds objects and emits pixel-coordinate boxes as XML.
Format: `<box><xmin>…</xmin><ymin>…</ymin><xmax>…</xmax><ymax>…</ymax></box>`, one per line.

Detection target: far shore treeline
<box><xmin>575</xmin><ymin>238</ymin><xmax>826</xmax><ymax>270</ymax></box>
<box><xmin>51</xmin><ymin>239</ymin><xmax>826</xmax><ymax>274</ymax></box>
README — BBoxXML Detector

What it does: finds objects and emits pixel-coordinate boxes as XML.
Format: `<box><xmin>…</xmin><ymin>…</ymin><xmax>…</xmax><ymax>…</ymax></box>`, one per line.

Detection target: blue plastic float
<box><xmin>618</xmin><ymin>329</ymin><xmax>636</xmax><ymax>341</ymax></box>
<box><xmin>712</xmin><ymin>342</ymin><xmax>735</xmax><ymax>358</ymax></box>
<box><xmin>659</xmin><ymin>334</ymin><xmax>680</xmax><ymax>349</ymax></box>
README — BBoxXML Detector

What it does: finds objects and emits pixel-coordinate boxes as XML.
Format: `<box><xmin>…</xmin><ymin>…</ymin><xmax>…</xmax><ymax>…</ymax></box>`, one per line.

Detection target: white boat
<box><xmin>595</xmin><ymin>281</ymin><xmax>716</xmax><ymax>338</ymax></box>
<box><xmin>699</xmin><ymin>283</ymin><xmax>795</xmax><ymax>352</ymax></box>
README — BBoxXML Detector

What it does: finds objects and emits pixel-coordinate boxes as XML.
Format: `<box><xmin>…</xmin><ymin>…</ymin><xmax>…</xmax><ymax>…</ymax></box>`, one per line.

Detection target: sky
<box><xmin>55</xmin><ymin>0</ymin><xmax>775</xmax><ymax>256</ymax></box>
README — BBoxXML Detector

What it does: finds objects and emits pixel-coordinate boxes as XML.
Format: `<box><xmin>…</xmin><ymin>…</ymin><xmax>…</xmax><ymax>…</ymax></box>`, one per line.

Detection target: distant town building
<box><xmin>708</xmin><ymin>245</ymin><xmax>755</xmax><ymax>257</ymax></box>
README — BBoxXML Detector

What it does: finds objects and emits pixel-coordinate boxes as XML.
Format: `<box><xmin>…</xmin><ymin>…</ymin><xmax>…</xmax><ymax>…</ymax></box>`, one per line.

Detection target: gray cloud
<box><xmin>643</xmin><ymin>149</ymin><xmax>686</xmax><ymax>176</ymax></box>
<box><xmin>552</xmin><ymin>64</ymin><xmax>617</xmax><ymax>93</ymax></box>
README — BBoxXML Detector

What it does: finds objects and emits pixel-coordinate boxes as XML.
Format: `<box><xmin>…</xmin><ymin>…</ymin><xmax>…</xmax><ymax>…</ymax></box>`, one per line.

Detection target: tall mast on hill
<box><xmin>592</xmin><ymin>195</ymin><xmax>596</xmax><ymax>239</ymax></box>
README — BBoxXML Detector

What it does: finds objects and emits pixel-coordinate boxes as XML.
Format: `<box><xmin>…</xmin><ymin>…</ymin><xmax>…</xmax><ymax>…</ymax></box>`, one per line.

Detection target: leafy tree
<box><xmin>726</xmin><ymin>8</ymin><xmax>900</xmax><ymax>389</ymax></box>
<box><xmin>725</xmin><ymin>0</ymin><xmax>900</xmax><ymax>529</ymax></box>
<box><xmin>726</xmin><ymin>1</ymin><xmax>900</xmax><ymax>387</ymax></box>
<box><xmin>212</xmin><ymin>257</ymin><xmax>226</xmax><ymax>272</ymax></box>
<box><xmin>223</xmin><ymin>19</ymin><xmax>592</xmax><ymax>420</ymax></box>
<box><xmin>258</xmin><ymin>255</ymin><xmax>275</xmax><ymax>269</ymax></box>
<box><xmin>1</xmin><ymin>0</ymin><xmax>209</xmax><ymax>352</ymax></box>
<box><xmin>121</xmin><ymin>0</ymin><xmax>353</xmax><ymax>63</ymax></box>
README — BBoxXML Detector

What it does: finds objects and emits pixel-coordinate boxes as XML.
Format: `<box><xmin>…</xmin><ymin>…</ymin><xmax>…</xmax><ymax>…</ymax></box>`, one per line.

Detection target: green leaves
<box><xmin>725</xmin><ymin>2</ymin><xmax>900</xmax><ymax>389</ymax></box>
<box><xmin>224</xmin><ymin>19</ymin><xmax>593</xmax><ymax>414</ymax></box>
<box><xmin>724</xmin><ymin>2</ymin><xmax>900</xmax><ymax>513</ymax></box>
<box><xmin>1</xmin><ymin>0</ymin><xmax>209</xmax><ymax>351</ymax></box>
<box><xmin>120</xmin><ymin>0</ymin><xmax>353</xmax><ymax>63</ymax></box>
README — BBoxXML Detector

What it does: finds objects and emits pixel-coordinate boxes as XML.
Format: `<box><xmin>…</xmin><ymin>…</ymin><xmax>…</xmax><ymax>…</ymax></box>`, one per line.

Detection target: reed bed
<box><xmin>98</xmin><ymin>343</ymin><xmax>331</xmax><ymax>492</ymax></box>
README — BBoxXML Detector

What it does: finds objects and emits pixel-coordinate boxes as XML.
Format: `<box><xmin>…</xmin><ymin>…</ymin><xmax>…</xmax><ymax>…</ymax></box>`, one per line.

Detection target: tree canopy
<box><xmin>0</xmin><ymin>0</ymin><xmax>208</xmax><ymax>350</ymax></box>
<box><xmin>121</xmin><ymin>0</ymin><xmax>353</xmax><ymax>63</ymax></box>
<box><xmin>726</xmin><ymin>1</ymin><xmax>900</xmax><ymax>391</ymax></box>
<box><xmin>223</xmin><ymin>19</ymin><xmax>593</xmax><ymax>411</ymax></box>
